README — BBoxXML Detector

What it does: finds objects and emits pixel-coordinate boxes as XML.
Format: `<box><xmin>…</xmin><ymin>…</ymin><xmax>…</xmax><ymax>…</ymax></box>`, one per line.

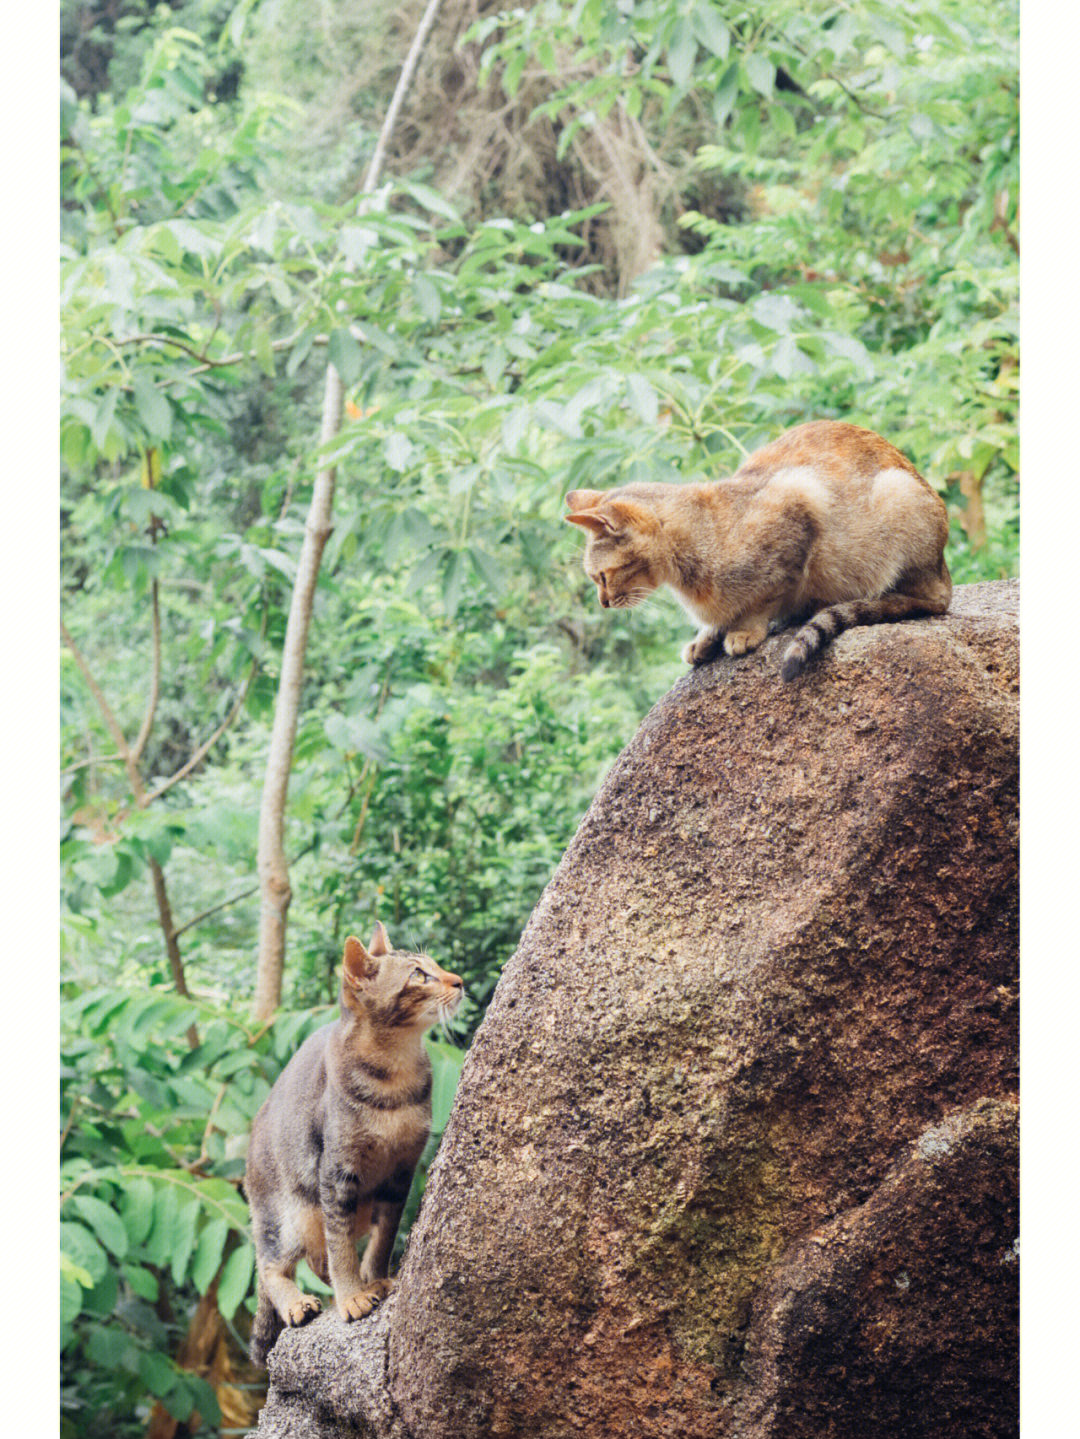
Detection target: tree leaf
<box><xmin>191</xmin><ymin>1218</ymin><xmax>229</xmax><ymax>1295</ymax></box>
<box><xmin>668</xmin><ymin>20</ymin><xmax>697</xmax><ymax>88</ymax></box>
<box><xmin>217</xmin><ymin>1242</ymin><xmax>255</xmax><ymax>1321</ymax></box>
<box><xmin>61</xmin><ymin>1272</ymin><xmax>84</xmax><ymax>1327</ymax></box>
<box><xmin>61</xmin><ymin>1221</ymin><xmax>108</xmax><ymax>1286</ymax></box>
<box><xmin>693</xmin><ymin>10</ymin><xmax>730</xmax><ymax>59</ymax></box>
<box><xmin>170</xmin><ymin>1193</ymin><xmax>201</xmax><ymax>1287</ymax></box>
<box><xmin>328</xmin><ymin>328</ymin><xmax>363</xmax><ymax>386</ymax></box>
<box><xmin>626</xmin><ymin>373</ymin><xmax>659</xmax><ymax>425</ymax></box>
<box><xmin>144</xmin><ymin>1183</ymin><xmax>178</xmax><ymax>1268</ymax></box>
<box><xmin>139</xmin><ymin>1348</ymin><xmax>179</xmax><ymax>1398</ymax></box>
<box><xmin>385</xmin><ymin>431</ymin><xmax>415</xmax><ymax>472</ymax></box>
<box><xmin>121</xmin><ymin>1264</ymin><xmax>159</xmax><ymax>1302</ymax></box>
<box><xmin>132</xmin><ymin>374</ymin><xmax>172</xmax><ymax>442</ymax></box>
<box><xmin>744</xmin><ymin>52</ymin><xmax>775</xmax><ymax>98</ymax></box>
<box><xmin>72</xmin><ymin>1195</ymin><xmax>129</xmax><ymax>1260</ymax></box>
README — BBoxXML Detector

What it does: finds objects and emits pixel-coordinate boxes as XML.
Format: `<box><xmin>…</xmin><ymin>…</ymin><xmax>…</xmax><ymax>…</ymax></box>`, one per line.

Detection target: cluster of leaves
<box><xmin>61</xmin><ymin>0</ymin><xmax>1017</xmax><ymax>1432</ymax></box>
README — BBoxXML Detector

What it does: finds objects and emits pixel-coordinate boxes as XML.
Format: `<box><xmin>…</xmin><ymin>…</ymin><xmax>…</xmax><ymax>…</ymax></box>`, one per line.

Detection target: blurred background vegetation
<box><xmin>60</xmin><ymin>0</ymin><xmax>1017</xmax><ymax>1431</ymax></box>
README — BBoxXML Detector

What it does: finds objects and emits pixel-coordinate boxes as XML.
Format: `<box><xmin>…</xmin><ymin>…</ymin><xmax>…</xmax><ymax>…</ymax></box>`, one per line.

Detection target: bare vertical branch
<box><xmin>253</xmin><ymin>0</ymin><xmax>447</xmax><ymax>1021</ymax></box>
<box><xmin>130</xmin><ymin>576</ymin><xmax>161</xmax><ymax>766</ymax></box>
<box><xmin>61</xmin><ymin>617</ymin><xmax>146</xmax><ymax>806</ymax></box>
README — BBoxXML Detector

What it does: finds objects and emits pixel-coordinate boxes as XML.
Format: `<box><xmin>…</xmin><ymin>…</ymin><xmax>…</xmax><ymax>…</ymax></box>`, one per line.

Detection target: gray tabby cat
<box><xmin>245</xmin><ymin>923</ymin><xmax>464</xmax><ymax>1365</ymax></box>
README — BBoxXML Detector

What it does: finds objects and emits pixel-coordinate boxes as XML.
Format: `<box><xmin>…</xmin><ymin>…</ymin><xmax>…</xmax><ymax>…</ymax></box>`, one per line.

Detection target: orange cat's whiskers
<box><xmin>614</xmin><ymin>588</ymin><xmax>655</xmax><ymax>609</ymax></box>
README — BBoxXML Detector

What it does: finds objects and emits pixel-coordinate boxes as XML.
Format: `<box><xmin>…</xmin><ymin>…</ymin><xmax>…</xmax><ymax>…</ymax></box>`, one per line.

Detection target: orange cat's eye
<box><xmin>412</xmin><ymin>967</ymin><xmax>432</xmax><ymax>983</ymax></box>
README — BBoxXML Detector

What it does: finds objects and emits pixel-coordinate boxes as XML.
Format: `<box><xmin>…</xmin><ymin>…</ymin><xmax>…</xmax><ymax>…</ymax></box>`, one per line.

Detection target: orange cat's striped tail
<box><xmin>780</xmin><ymin>593</ymin><xmax>947</xmax><ymax>681</ymax></box>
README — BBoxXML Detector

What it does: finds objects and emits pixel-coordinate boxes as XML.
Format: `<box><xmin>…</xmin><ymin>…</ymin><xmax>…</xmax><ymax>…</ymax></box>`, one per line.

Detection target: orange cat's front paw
<box><xmin>683</xmin><ymin>628</ymin><xmax>724</xmax><ymax>666</ymax></box>
<box><xmin>723</xmin><ymin>626</ymin><xmax>768</xmax><ymax>658</ymax></box>
<box><xmin>336</xmin><ymin>1286</ymin><xmax>382</xmax><ymax>1321</ymax></box>
<box><xmin>285</xmin><ymin>1295</ymin><xmax>321</xmax><ymax>1327</ymax></box>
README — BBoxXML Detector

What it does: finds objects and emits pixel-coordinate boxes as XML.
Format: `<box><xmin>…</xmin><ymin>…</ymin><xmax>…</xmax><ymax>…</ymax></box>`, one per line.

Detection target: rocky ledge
<box><xmin>258</xmin><ymin>580</ymin><xmax>1019</xmax><ymax>1439</ymax></box>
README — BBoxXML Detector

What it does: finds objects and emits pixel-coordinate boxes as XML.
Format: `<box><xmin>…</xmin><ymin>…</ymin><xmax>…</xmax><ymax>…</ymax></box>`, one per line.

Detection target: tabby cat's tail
<box><xmin>250</xmin><ymin>1282</ymin><xmax>284</xmax><ymax>1368</ymax></box>
<box><xmin>780</xmin><ymin>591</ymin><xmax>947</xmax><ymax>681</ymax></box>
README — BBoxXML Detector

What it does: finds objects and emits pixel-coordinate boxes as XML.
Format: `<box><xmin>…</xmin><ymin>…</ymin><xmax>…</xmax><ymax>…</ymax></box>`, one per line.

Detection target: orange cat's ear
<box><xmin>565</xmin><ymin>509</ymin><xmax>615</xmax><ymax>535</ymax></box>
<box><xmin>565</xmin><ymin>489</ymin><xmax>603</xmax><ymax>512</ymax></box>
<box><xmin>369</xmin><ymin>921</ymin><xmax>391</xmax><ymax>957</ymax></box>
<box><xmin>343</xmin><ymin>935</ymin><xmax>377</xmax><ymax>986</ymax></box>
<box><xmin>564</xmin><ymin>491</ymin><xmax>660</xmax><ymax>536</ymax></box>
<box><xmin>605</xmin><ymin>499</ymin><xmax>660</xmax><ymax>535</ymax></box>
<box><xmin>564</xmin><ymin>490</ymin><xmax>613</xmax><ymax>535</ymax></box>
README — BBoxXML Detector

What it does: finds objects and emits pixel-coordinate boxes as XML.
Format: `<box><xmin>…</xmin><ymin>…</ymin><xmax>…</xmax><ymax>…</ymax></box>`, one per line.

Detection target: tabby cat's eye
<box><xmin>412</xmin><ymin>967</ymin><xmax>431</xmax><ymax>983</ymax></box>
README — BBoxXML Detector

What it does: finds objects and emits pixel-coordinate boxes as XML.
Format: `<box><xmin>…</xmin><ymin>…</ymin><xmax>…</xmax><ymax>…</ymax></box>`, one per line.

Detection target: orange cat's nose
<box><xmin>599</xmin><ymin>591</ymin><xmax>610</xmax><ymax>608</ymax></box>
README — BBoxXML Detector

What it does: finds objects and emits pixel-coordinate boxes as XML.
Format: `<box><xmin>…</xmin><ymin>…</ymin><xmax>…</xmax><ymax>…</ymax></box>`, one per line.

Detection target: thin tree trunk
<box><xmin>252</xmin><ymin>0</ymin><xmax>447</xmax><ymax>1020</ymax></box>
<box><xmin>149</xmin><ymin>854</ymin><xmax>200</xmax><ymax>1049</ymax></box>
<box><xmin>62</xmin><ymin>613</ymin><xmax>254</xmax><ymax>1035</ymax></box>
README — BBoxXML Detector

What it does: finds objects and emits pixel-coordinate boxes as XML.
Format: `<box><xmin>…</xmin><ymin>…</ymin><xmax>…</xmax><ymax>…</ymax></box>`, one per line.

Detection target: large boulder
<box><xmin>258</xmin><ymin>579</ymin><xmax>1018</xmax><ymax>1439</ymax></box>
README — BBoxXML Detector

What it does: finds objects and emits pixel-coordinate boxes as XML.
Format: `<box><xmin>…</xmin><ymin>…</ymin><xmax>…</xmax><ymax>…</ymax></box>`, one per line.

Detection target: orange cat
<box><xmin>564</xmin><ymin>421</ymin><xmax>951</xmax><ymax>679</ymax></box>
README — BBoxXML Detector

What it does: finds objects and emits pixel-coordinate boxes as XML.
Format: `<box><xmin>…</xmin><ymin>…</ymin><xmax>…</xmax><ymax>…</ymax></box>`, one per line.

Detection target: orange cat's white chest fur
<box><xmin>564</xmin><ymin>421</ymin><xmax>951</xmax><ymax>681</ymax></box>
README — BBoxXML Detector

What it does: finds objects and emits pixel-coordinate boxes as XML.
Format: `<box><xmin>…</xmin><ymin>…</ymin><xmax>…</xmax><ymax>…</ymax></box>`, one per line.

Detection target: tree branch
<box><xmin>115</xmin><ymin>328</ymin><xmax>310</xmax><ymax>370</ymax></box>
<box><xmin>360</xmin><ymin>0</ymin><xmax>448</xmax><ymax>196</ymax></box>
<box><xmin>130</xmin><ymin>577</ymin><xmax>161</xmax><ymax>766</ymax></box>
<box><xmin>144</xmin><ymin>656</ymin><xmax>258</xmax><ymax>804</ymax></box>
<box><xmin>172</xmin><ymin>883</ymin><xmax>259</xmax><ymax>939</ymax></box>
<box><xmin>148</xmin><ymin>854</ymin><xmax>199</xmax><ymax>1049</ymax></box>
<box><xmin>254</xmin><ymin>0</ymin><xmax>447</xmax><ymax>1021</ymax></box>
<box><xmin>61</xmin><ymin>617</ymin><xmax>146</xmax><ymax>805</ymax></box>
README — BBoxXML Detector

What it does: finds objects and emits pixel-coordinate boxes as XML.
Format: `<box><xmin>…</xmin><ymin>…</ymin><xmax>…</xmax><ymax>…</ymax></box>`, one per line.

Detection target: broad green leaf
<box><xmin>468</xmin><ymin>546</ymin><xmax>504</xmax><ymax>596</ymax></box>
<box><xmin>72</xmin><ymin>1194</ymin><xmax>129</xmax><ymax>1260</ymax></box>
<box><xmin>82</xmin><ymin>1266</ymin><xmax>120</xmax><ymax>1317</ymax></box>
<box><xmin>122</xmin><ymin>1263</ymin><xmax>159</xmax><ymax>1302</ymax></box>
<box><xmin>191</xmin><ymin>1218</ymin><xmax>229</xmax><ymax>1295</ymax></box>
<box><xmin>693</xmin><ymin>10</ymin><xmax>730</xmax><ymax>59</ymax></box>
<box><xmin>87</xmin><ymin>1324</ymin><xmax>127</xmax><ymax>1367</ymax></box>
<box><xmin>170</xmin><ymin>1193</ymin><xmax>201</xmax><ymax>1287</ymax></box>
<box><xmin>139</xmin><ymin>1348</ymin><xmax>179</xmax><ymax>1398</ymax></box>
<box><xmin>626</xmin><ymin>374</ymin><xmax>659</xmax><ymax>425</ymax></box>
<box><xmin>414</xmin><ymin>273</ymin><xmax>442</xmax><ymax>323</ymax></box>
<box><xmin>217</xmin><ymin>1242</ymin><xmax>255</xmax><ymax>1321</ymax></box>
<box><xmin>61</xmin><ymin>1251</ymin><xmax>93</xmax><ymax>1290</ymax></box>
<box><xmin>668</xmin><ymin>21</ymin><xmax>697</xmax><ymax>88</ymax></box>
<box><xmin>132</xmin><ymin>374</ymin><xmax>172</xmax><ymax>442</ymax></box>
<box><xmin>328</xmin><ymin>328</ymin><xmax>363</xmax><ymax>386</ymax></box>
<box><xmin>744</xmin><ymin>53</ymin><xmax>775</xmax><ymax>99</ymax></box>
<box><xmin>61</xmin><ymin>1272</ymin><xmax>83</xmax><ymax>1327</ymax></box>
<box><xmin>61</xmin><ymin>1221</ymin><xmax>108</xmax><ymax>1286</ymax></box>
<box><xmin>144</xmin><ymin>1183</ymin><xmax>178</xmax><ymax>1268</ymax></box>
<box><xmin>385</xmin><ymin>432</ymin><xmax>415</xmax><ymax>472</ymax></box>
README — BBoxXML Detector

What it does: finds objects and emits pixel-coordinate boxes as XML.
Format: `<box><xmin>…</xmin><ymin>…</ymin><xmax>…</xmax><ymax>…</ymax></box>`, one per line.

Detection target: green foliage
<box><xmin>61</xmin><ymin>0</ymin><xmax>1017</xmax><ymax>1430</ymax></box>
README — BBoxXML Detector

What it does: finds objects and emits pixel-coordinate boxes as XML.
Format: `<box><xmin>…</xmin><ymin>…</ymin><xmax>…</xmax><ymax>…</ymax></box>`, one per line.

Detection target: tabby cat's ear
<box><xmin>369</xmin><ymin>921</ymin><xmax>392</xmax><ymax>957</ymax></box>
<box><xmin>343</xmin><ymin>935</ymin><xmax>378</xmax><ymax>986</ymax></box>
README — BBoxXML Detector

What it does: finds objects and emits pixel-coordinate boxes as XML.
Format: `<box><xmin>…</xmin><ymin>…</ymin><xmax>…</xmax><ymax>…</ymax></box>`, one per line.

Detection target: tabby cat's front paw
<box><xmin>682</xmin><ymin>628</ymin><xmax>724</xmax><ymax>666</ymax></box>
<box><xmin>285</xmin><ymin>1295</ymin><xmax>322</xmax><ymax>1327</ymax></box>
<box><xmin>357</xmin><ymin>1274</ymin><xmax>396</xmax><ymax>1298</ymax></box>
